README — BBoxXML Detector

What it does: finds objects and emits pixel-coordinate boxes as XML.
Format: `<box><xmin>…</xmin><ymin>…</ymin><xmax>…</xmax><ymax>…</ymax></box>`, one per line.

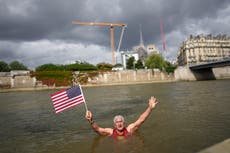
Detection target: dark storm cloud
<box><xmin>0</xmin><ymin>1</ymin><xmax>223</xmax><ymax>36</ymax></box>
<box><xmin>0</xmin><ymin>0</ymin><xmax>229</xmax><ymax>44</ymax></box>
<box><xmin>0</xmin><ymin>41</ymin><xmax>19</xmax><ymax>60</ymax></box>
<box><xmin>0</xmin><ymin>0</ymin><xmax>84</xmax><ymax>41</ymax></box>
<box><xmin>117</xmin><ymin>0</ymin><xmax>229</xmax><ymax>47</ymax></box>
<box><xmin>0</xmin><ymin>0</ymin><xmax>230</xmax><ymax>68</ymax></box>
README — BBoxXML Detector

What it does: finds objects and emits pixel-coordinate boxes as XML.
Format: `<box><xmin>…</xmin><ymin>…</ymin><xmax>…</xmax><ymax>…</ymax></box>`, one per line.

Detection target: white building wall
<box><xmin>121</xmin><ymin>51</ymin><xmax>139</xmax><ymax>69</ymax></box>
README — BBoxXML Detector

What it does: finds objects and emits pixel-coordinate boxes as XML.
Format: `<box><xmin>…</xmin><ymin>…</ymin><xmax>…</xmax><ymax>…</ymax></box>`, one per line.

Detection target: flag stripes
<box><xmin>50</xmin><ymin>85</ymin><xmax>85</xmax><ymax>113</ymax></box>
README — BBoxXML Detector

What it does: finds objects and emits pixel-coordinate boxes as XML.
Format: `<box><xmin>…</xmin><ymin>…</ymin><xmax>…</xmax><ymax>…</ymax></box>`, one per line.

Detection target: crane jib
<box><xmin>72</xmin><ymin>21</ymin><xmax>127</xmax><ymax>65</ymax></box>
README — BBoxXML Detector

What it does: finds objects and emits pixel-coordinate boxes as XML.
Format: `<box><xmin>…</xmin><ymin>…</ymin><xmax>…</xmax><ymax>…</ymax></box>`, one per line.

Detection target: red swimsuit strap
<box><xmin>113</xmin><ymin>128</ymin><xmax>129</xmax><ymax>136</ymax></box>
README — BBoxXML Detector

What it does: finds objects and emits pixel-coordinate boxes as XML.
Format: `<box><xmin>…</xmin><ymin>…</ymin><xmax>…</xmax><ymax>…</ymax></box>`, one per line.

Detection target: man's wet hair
<box><xmin>113</xmin><ymin>115</ymin><xmax>125</xmax><ymax>123</ymax></box>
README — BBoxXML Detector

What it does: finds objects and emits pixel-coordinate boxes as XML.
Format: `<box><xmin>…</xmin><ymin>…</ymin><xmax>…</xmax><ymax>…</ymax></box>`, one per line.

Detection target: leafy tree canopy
<box><xmin>9</xmin><ymin>61</ymin><xmax>28</xmax><ymax>70</ymax></box>
<box><xmin>126</xmin><ymin>56</ymin><xmax>135</xmax><ymax>69</ymax></box>
<box><xmin>0</xmin><ymin>61</ymin><xmax>10</xmax><ymax>72</ymax></box>
<box><xmin>145</xmin><ymin>54</ymin><xmax>177</xmax><ymax>73</ymax></box>
<box><xmin>36</xmin><ymin>62</ymin><xmax>97</xmax><ymax>71</ymax></box>
<box><xmin>96</xmin><ymin>62</ymin><xmax>113</xmax><ymax>70</ymax></box>
<box><xmin>135</xmin><ymin>59</ymin><xmax>144</xmax><ymax>69</ymax></box>
<box><xmin>164</xmin><ymin>61</ymin><xmax>177</xmax><ymax>73</ymax></box>
<box><xmin>67</xmin><ymin>62</ymin><xmax>97</xmax><ymax>71</ymax></box>
<box><xmin>113</xmin><ymin>63</ymin><xmax>123</xmax><ymax>67</ymax></box>
<box><xmin>145</xmin><ymin>54</ymin><xmax>166</xmax><ymax>70</ymax></box>
<box><xmin>36</xmin><ymin>63</ymin><xmax>62</xmax><ymax>71</ymax></box>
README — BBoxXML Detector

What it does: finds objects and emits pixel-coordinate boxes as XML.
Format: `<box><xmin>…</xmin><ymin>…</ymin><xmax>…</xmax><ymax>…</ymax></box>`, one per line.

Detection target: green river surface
<box><xmin>0</xmin><ymin>80</ymin><xmax>230</xmax><ymax>153</ymax></box>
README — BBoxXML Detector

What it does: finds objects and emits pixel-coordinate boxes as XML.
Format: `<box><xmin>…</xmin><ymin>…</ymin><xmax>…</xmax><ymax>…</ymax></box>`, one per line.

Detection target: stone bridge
<box><xmin>175</xmin><ymin>58</ymin><xmax>230</xmax><ymax>80</ymax></box>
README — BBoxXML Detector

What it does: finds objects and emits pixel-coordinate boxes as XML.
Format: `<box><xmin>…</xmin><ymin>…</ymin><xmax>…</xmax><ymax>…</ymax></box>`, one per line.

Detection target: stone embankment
<box><xmin>0</xmin><ymin>71</ymin><xmax>36</xmax><ymax>89</ymax></box>
<box><xmin>175</xmin><ymin>66</ymin><xmax>230</xmax><ymax>81</ymax></box>
<box><xmin>0</xmin><ymin>69</ymin><xmax>175</xmax><ymax>92</ymax></box>
<box><xmin>74</xmin><ymin>69</ymin><xmax>174</xmax><ymax>85</ymax></box>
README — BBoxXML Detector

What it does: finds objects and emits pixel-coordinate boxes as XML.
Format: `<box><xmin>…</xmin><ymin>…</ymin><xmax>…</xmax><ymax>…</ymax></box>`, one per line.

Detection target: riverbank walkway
<box><xmin>197</xmin><ymin>138</ymin><xmax>230</xmax><ymax>153</ymax></box>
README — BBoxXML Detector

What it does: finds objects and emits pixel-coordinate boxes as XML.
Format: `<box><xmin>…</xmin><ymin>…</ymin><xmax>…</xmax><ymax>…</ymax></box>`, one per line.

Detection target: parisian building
<box><xmin>117</xmin><ymin>25</ymin><xmax>161</xmax><ymax>68</ymax></box>
<box><xmin>147</xmin><ymin>44</ymin><xmax>160</xmax><ymax>55</ymax></box>
<box><xmin>177</xmin><ymin>34</ymin><xmax>230</xmax><ymax>66</ymax></box>
<box><xmin>133</xmin><ymin>45</ymin><xmax>148</xmax><ymax>61</ymax></box>
<box><xmin>120</xmin><ymin>51</ymin><xmax>139</xmax><ymax>69</ymax></box>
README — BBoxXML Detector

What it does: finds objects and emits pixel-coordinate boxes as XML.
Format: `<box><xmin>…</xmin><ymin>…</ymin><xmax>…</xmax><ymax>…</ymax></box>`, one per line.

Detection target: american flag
<box><xmin>50</xmin><ymin>85</ymin><xmax>85</xmax><ymax>113</ymax></box>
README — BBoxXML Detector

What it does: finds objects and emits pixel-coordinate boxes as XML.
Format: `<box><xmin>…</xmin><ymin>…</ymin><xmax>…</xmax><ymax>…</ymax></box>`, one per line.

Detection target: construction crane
<box><xmin>72</xmin><ymin>21</ymin><xmax>127</xmax><ymax>65</ymax></box>
<box><xmin>160</xmin><ymin>18</ymin><xmax>166</xmax><ymax>52</ymax></box>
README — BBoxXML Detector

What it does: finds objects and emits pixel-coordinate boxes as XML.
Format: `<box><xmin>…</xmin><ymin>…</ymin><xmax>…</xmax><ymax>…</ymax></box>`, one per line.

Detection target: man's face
<box><xmin>114</xmin><ymin>118</ymin><xmax>125</xmax><ymax>131</ymax></box>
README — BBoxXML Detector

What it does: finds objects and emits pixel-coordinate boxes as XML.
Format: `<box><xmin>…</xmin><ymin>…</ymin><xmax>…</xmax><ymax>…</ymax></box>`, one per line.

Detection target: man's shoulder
<box><xmin>126</xmin><ymin>123</ymin><xmax>138</xmax><ymax>133</ymax></box>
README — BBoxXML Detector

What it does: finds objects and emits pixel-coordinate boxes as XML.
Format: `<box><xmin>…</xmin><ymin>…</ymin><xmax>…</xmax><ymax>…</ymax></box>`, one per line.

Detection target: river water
<box><xmin>0</xmin><ymin>80</ymin><xmax>230</xmax><ymax>153</ymax></box>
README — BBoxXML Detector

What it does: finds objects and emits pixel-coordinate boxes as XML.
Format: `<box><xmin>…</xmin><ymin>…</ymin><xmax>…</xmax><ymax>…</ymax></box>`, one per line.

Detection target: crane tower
<box><xmin>72</xmin><ymin>21</ymin><xmax>127</xmax><ymax>65</ymax></box>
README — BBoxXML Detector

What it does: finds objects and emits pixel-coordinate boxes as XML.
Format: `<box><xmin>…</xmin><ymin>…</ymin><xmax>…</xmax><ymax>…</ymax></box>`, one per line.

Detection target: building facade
<box><xmin>120</xmin><ymin>51</ymin><xmax>139</xmax><ymax>69</ymax></box>
<box><xmin>177</xmin><ymin>34</ymin><xmax>230</xmax><ymax>66</ymax></box>
<box><xmin>147</xmin><ymin>44</ymin><xmax>160</xmax><ymax>55</ymax></box>
<box><xmin>133</xmin><ymin>45</ymin><xmax>148</xmax><ymax>61</ymax></box>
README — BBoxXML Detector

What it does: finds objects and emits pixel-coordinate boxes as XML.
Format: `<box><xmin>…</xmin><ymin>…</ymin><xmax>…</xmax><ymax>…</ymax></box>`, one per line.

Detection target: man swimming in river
<box><xmin>85</xmin><ymin>96</ymin><xmax>158</xmax><ymax>137</ymax></box>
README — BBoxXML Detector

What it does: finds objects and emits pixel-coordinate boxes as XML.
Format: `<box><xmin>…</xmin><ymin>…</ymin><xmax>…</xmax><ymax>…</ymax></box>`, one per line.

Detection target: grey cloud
<box><xmin>0</xmin><ymin>0</ymin><xmax>85</xmax><ymax>41</ymax></box>
<box><xmin>1</xmin><ymin>0</ymin><xmax>229</xmax><ymax>44</ymax></box>
<box><xmin>0</xmin><ymin>0</ymin><xmax>230</xmax><ymax>67</ymax></box>
<box><xmin>0</xmin><ymin>41</ymin><xmax>19</xmax><ymax>61</ymax></box>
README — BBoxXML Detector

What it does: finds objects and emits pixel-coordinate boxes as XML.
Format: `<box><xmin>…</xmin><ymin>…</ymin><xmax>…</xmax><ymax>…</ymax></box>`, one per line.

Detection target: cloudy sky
<box><xmin>0</xmin><ymin>0</ymin><xmax>230</xmax><ymax>69</ymax></box>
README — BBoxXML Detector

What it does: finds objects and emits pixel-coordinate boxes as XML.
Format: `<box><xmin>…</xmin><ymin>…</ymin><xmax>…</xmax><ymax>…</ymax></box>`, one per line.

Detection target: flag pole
<box><xmin>79</xmin><ymin>84</ymin><xmax>88</xmax><ymax>112</ymax></box>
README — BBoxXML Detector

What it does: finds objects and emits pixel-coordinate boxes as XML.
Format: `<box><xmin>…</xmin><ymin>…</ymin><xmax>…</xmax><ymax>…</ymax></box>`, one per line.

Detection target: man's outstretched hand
<box><xmin>149</xmin><ymin>96</ymin><xmax>158</xmax><ymax>109</ymax></box>
<box><xmin>85</xmin><ymin>110</ymin><xmax>92</xmax><ymax>121</ymax></box>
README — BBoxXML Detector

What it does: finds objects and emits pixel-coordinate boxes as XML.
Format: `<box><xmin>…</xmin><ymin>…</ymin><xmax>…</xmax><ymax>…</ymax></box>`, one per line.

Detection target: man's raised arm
<box><xmin>85</xmin><ymin>110</ymin><xmax>113</xmax><ymax>136</ymax></box>
<box><xmin>127</xmin><ymin>96</ymin><xmax>158</xmax><ymax>133</ymax></box>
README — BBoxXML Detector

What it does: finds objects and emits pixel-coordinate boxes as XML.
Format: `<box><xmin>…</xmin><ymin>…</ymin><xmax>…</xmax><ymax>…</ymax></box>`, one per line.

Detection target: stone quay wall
<box><xmin>0</xmin><ymin>69</ymin><xmax>175</xmax><ymax>89</ymax></box>
<box><xmin>0</xmin><ymin>72</ymin><xmax>11</xmax><ymax>88</ymax></box>
<box><xmin>0</xmin><ymin>71</ymin><xmax>36</xmax><ymax>89</ymax></box>
<box><xmin>174</xmin><ymin>66</ymin><xmax>230</xmax><ymax>81</ymax></box>
<box><xmin>86</xmin><ymin>69</ymin><xmax>175</xmax><ymax>85</ymax></box>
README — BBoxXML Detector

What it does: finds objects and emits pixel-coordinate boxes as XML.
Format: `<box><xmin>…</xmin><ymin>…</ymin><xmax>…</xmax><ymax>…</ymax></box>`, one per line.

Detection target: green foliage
<box><xmin>135</xmin><ymin>59</ymin><xmax>144</xmax><ymax>69</ymax></box>
<box><xmin>96</xmin><ymin>62</ymin><xmax>113</xmax><ymax>70</ymax></box>
<box><xmin>0</xmin><ymin>61</ymin><xmax>10</xmax><ymax>72</ymax></box>
<box><xmin>36</xmin><ymin>62</ymin><xmax>97</xmax><ymax>71</ymax></box>
<box><xmin>34</xmin><ymin>62</ymin><xmax>97</xmax><ymax>86</ymax></box>
<box><xmin>113</xmin><ymin>63</ymin><xmax>123</xmax><ymax>67</ymax></box>
<box><xmin>145</xmin><ymin>54</ymin><xmax>166</xmax><ymax>70</ymax></box>
<box><xmin>164</xmin><ymin>61</ymin><xmax>177</xmax><ymax>73</ymax></box>
<box><xmin>67</xmin><ymin>62</ymin><xmax>97</xmax><ymax>71</ymax></box>
<box><xmin>9</xmin><ymin>61</ymin><xmax>28</xmax><ymax>70</ymax></box>
<box><xmin>145</xmin><ymin>54</ymin><xmax>176</xmax><ymax>73</ymax></box>
<box><xmin>36</xmin><ymin>63</ymin><xmax>63</xmax><ymax>71</ymax></box>
<box><xmin>32</xmin><ymin>71</ymin><xmax>72</xmax><ymax>86</ymax></box>
<box><xmin>126</xmin><ymin>56</ymin><xmax>135</xmax><ymax>69</ymax></box>
<box><xmin>127</xmin><ymin>57</ymin><xmax>144</xmax><ymax>69</ymax></box>
<box><xmin>0</xmin><ymin>60</ymin><xmax>29</xmax><ymax>72</ymax></box>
